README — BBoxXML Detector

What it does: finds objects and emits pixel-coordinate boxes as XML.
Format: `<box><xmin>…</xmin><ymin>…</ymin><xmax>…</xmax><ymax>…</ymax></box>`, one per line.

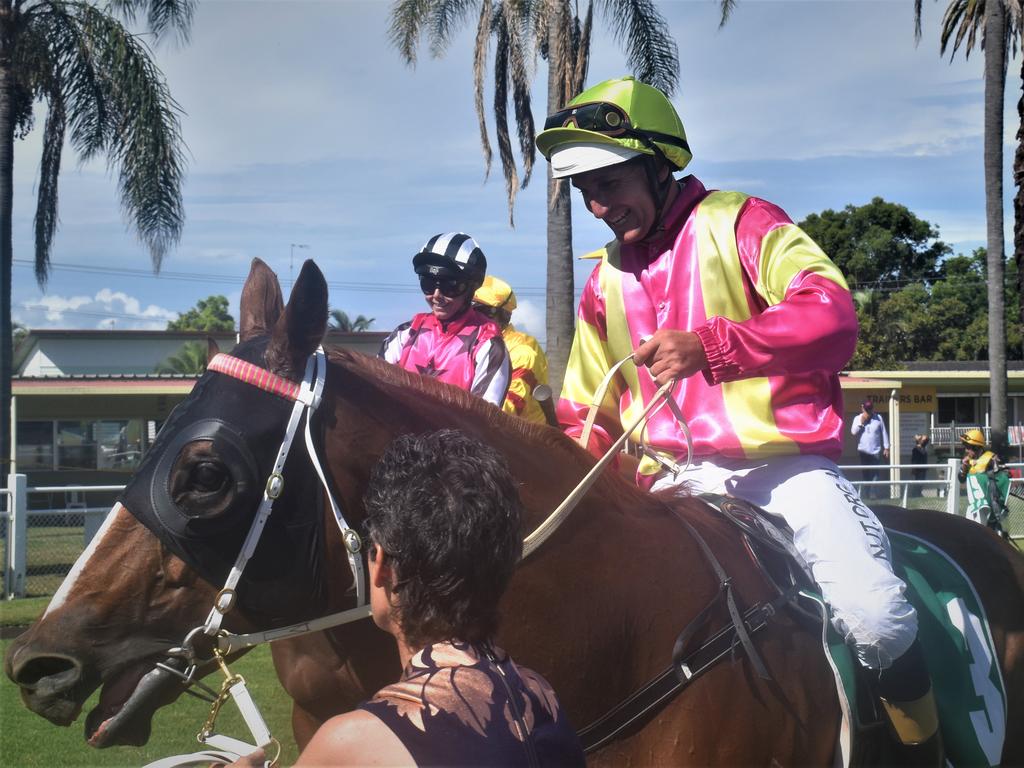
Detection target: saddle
<box><xmin>577</xmin><ymin>493</ymin><xmax>1008</xmax><ymax>768</ymax></box>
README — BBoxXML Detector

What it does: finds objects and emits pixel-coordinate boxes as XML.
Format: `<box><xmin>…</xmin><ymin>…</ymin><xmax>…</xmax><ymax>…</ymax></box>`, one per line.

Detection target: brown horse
<box><xmin>6</xmin><ymin>259</ymin><xmax>1024</xmax><ymax>765</ymax></box>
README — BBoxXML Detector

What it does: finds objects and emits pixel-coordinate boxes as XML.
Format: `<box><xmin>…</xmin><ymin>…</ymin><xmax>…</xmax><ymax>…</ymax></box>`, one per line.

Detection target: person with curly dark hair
<box><xmin>230</xmin><ymin>429</ymin><xmax>584</xmax><ymax>767</ymax></box>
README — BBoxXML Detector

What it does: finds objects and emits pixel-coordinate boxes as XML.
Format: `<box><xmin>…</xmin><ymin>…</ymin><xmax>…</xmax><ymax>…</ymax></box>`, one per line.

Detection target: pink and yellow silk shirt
<box><xmin>558</xmin><ymin>175</ymin><xmax>857</xmax><ymax>487</ymax></box>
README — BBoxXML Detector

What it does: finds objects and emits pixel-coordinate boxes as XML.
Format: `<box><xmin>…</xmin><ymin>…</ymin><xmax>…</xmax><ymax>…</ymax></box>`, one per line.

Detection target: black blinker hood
<box><xmin>118</xmin><ymin>341</ymin><xmax>327</xmax><ymax>625</ymax></box>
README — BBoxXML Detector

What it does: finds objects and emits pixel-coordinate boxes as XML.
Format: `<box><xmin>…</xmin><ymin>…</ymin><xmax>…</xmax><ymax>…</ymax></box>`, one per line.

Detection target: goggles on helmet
<box><xmin>544</xmin><ymin>101</ymin><xmax>631</xmax><ymax>134</ymax></box>
<box><xmin>543</xmin><ymin>100</ymin><xmax>691</xmax><ymax>155</ymax></box>
<box><xmin>420</xmin><ymin>275</ymin><xmax>468</xmax><ymax>298</ymax></box>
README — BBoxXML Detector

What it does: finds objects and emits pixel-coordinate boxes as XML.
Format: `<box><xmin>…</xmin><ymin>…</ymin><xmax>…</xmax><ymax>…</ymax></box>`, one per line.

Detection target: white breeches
<box><xmin>652</xmin><ymin>453</ymin><xmax>918</xmax><ymax>670</ymax></box>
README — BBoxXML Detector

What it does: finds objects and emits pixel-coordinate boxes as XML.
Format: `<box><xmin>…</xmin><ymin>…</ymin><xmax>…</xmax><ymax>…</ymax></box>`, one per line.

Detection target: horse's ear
<box><xmin>207</xmin><ymin>337</ymin><xmax>220</xmax><ymax>362</ymax></box>
<box><xmin>267</xmin><ymin>259</ymin><xmax>328</xmax><ymax>379</ymax></box>
<box><xmin>239</xmin><ymin>258</ymin><xmax>285</xmax><ymax>342</ymax></box>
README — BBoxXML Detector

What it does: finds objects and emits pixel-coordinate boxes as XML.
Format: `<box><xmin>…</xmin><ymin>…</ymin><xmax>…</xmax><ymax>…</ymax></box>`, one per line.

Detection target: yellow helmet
<box><xmin>960</xmin><ymin>428</ymin><xmax>986</xmax><ymax>449</ymax></box>
<box><xmin>537</xmin><ymin>76</ymin><xmax>691</xmax><ymax>179</ymax></box>
<box><xmin>473</xmin><ymin>275</ymin><xmax>517</xmax><ymax>313</ymax></box>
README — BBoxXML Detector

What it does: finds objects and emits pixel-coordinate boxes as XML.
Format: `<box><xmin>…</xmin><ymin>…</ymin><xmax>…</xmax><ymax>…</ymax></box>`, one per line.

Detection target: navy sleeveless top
<box><xmin>359</xmin><ymin>640</ymin><xmax>585</xmax><ymax>767</ymax></box>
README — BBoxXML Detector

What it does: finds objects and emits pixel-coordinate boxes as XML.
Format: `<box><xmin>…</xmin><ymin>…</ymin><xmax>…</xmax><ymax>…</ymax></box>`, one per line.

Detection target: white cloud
<box><xmin>513</xmin><ymin>298</ymin><xmax>544</xmax><ymax>344</ymax></box>
<box><xmin>15</xmin><ymin>289</ymin><xmax>177</xmax><ymax>330</ymax></box>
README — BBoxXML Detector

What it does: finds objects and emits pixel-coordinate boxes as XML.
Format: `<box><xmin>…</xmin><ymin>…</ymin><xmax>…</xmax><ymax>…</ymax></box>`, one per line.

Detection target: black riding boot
<box><xmin>876</xmin><ymin>639</ymin><xmax>944</xmax><ymax>766</ymax></box>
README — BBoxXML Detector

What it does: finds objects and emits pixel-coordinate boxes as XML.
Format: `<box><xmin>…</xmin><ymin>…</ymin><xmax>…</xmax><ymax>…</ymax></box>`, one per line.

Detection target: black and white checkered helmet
<box><xmin>413</xmin><ymin>233</ymin><xmax>487</xmax><ymax>283</ymax></box>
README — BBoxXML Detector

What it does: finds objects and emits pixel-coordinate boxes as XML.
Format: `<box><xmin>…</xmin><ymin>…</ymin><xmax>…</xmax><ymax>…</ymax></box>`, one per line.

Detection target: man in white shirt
<box><xmin>851</xmin><ymin>399</ymin><xmax>889</xmax><ymax>499</ymax></box>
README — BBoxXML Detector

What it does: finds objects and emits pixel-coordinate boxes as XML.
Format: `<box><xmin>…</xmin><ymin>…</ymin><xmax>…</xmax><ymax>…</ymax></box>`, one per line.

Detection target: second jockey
<box><xmin>536</xmin><ymin>75</ymin><xmax>940</xmax><ymax>761</ymax></box>
<box><xmin>473</xmin><ymin>275</ymin><xmax>551</xmax><ymax>424</ymax></box>
<box><xmin>379</xmin><ymin>233</ymin><xmax>511</xmax><ymax>407</ymax></box>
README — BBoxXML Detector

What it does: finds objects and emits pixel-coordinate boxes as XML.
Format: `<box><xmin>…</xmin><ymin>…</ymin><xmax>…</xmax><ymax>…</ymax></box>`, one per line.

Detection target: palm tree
<box><xmin>389</xmin><ymin>0</ymin><xmax>686</xmax><ymax>394</ymax></box>
<box><xmin>329</xmin><ymin>309</ymin><xmax>375</xmax><ymax>332</ymax></box>
<box><xmin>155</xmin><ymin>341</ymin><xmax>208</xmax><ymax>375</ymax></box>
<box><xmin>915</xmin><ymin>0</ymin><xmax>1020</xmax><ymax>453</ymax></box>
<box><xmin>0</xmin><ymin>0</ymin><xmax>192</xmax><ymax>475</ymax></box>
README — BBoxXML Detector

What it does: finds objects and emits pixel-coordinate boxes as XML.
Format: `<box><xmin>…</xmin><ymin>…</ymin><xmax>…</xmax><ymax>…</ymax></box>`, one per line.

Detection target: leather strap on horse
<box><xmin>577</xmin><ymin>584</ymin><xmax>799</xmax><ymax>753</ymax></box>
<box><xmin>576</xmin><ymin>510</ymin><xmax>786</xmax><ymax>754</ymax></box>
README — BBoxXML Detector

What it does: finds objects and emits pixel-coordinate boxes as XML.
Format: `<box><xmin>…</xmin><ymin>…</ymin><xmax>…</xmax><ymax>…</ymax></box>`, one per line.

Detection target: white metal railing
<box><xmin>4</xmin><ymin>463</ymin><xmax>1021</xmax><ymax>600</ymax></box>
<box><xmin>3</xmin><ymin>476</ymin><xmax>125</xmax><ymax>599</ymax></box>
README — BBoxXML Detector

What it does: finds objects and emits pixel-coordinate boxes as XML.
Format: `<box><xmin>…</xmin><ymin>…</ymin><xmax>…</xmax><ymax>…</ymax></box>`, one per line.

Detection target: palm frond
<box><xmin>503</xmin><ymin>0</ymin><xmax>534</xmax><ymax>188</ymax></box>
<box><xmin>939</xmin><ymin>0</ymin><xmax>1021</xmax><ymax>60</ymax></box>
<box><xmin>597</xmin><ymin>0</ymin><xmax>679</xmax><ymax>95</ymax></box>
<box><xmin>492</xmin><ymin>9</ymin><xmax>519</xmax><ymax>226</ymax></box>
<box><xmin>109</xmin><ymin>0</ymin><xmax>196</xmax><ymax>44</ymax></box>
<box><xmin>474</xmin><ymin>0</ymin><xmax>494</xmax><ymax>177</ymax></box>
<box><xmin>388</xmin><ymin>0</ymin><xmax>435</xmax><ymax>65</ymax></box>
<box><xmin>572</xmin><ymin>1</ymin><xmax>593</xmax><ymax>95</ymax></box>
<box><xmin>429</xmin><ymin>0</ymin><xmax>480</xmax><ymax>56</ymax></box>
<box><xmin>34</xmin><ymin>89</ymin><xmax>65</xmax><ymax>286</ymax></box>
<box><xmin>56</xmin><ymin>3</ymin><xmax>185</xmax><ymax>270</ymax></box>
<box><xmin>717</xmin><ymin>0</ymin><xmax>737</xmax><ymax>29</ymax></box>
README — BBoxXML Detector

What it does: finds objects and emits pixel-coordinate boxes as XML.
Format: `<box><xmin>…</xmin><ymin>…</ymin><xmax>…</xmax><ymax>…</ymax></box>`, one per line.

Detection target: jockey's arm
<box><xmin>687</xmin><ymin>209</ymin><xmax>857</xmax><ymax>385</ymax></box>
<box><xmin>470</xmin><ymin>335</ymin><xmax>512</xmax><ymax>407</ymax></box>
<box><xmin>557</xmin><ymin>268</ymin><xmax>623</xmax><ymax>458</ymax></box>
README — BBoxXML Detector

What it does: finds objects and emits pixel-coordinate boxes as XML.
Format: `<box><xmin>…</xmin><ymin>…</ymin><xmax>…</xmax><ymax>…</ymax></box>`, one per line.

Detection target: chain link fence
<box><xmin>3</xmin><ymin>480</ymin><xmax>123</xmax><ymax>599</ymax></box>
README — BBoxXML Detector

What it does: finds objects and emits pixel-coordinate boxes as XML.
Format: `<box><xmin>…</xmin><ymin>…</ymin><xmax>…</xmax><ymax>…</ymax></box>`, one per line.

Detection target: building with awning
<box><xmin>10</xmin><ymin>330</ymin><xmax>388</xmax><ymax>493</ymax></box>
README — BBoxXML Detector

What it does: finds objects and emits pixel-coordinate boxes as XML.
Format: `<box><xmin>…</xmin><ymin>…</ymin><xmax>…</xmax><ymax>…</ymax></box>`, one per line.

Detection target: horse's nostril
<box><xmin>14</xmin><ymin>654</ymin><xmax>82</xmax><ymax>693</ymax></box>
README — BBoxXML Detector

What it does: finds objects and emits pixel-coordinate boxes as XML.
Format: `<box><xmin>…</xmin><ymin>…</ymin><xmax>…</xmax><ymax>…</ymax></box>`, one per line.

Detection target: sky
<box><xmin>8</xmin><ymin>0</ymin><xmax>1021</xmax><ymax>346</ymax></box>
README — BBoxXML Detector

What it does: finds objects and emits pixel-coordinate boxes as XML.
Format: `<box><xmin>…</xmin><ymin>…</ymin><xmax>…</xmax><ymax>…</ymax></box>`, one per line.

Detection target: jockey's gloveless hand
<box><xmin>633</xmin><ymin>330</ymin><xmax>708</xmax><ymax>385</ymax></box>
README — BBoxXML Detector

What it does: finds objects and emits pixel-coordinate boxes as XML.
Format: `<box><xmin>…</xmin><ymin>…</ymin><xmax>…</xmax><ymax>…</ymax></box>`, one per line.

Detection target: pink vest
<box><xmin>397</xmin><ymin>310</ymin><xmax>505</xmax><ymax>392</ymax></box>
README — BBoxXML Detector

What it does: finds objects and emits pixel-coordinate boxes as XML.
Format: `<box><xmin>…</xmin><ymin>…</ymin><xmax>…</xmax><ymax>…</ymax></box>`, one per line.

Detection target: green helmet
<box><xmin>536</xmin><ymin>76</ymin><xmax>691</xmax><ymax>179</ymax></box>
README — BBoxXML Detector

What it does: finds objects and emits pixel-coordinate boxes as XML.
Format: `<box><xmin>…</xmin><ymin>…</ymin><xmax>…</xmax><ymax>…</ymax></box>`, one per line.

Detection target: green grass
<box><xmin>0</xmin><ymin>640</ymin><xmax>300</xmax><ymax>767</ymax></box>
<box><xmin>0</xmin><ymin>597</ymin><xmax>52</xmax><ymax>628</ymax></box>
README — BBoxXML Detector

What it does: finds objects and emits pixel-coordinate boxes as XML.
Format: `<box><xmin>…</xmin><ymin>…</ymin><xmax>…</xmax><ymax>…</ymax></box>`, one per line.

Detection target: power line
<box><xmin>12</xmin><ymin>258</ymin><xmax>549</xmax><ymax>297</ymax></box>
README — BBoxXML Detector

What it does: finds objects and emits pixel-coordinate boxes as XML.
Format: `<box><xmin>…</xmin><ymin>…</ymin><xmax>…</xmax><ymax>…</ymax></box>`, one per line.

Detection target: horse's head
<box><xmin>4</xmin><ymin>258</ymin><xmax>337</xmax><ymax>748</ymax></box>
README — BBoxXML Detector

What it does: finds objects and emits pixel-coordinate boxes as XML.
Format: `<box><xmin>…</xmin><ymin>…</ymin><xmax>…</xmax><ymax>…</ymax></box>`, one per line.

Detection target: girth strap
<box><xmin>578</xmin><ymin>585</ymin><xmax>798</xmax><ymax>753</ymax></box>
<box><xmin>576</xmin><ymin>506</ymin><xmax>787</xmax><ymax>754</ymax></box>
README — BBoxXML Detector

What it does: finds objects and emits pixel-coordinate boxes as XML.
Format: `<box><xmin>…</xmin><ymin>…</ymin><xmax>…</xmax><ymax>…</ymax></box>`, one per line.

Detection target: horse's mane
<box><xmin>323</xmin><ymin>346</ymin><xmax>679</xmax><ymax>516</ymax></box>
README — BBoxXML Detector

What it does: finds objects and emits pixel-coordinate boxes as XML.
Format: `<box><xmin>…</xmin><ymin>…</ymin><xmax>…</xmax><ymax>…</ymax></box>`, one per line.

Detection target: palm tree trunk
<box><xmin>984</xmin><ymin>0</ymin><xmax>1008</xmax><ymax>453</ymax></box>
<box><xmin>1016</xmin><ymin>48</ymin><xmax>1024</xmax><ymax>344</ymax></box>
<box><xmin>0</xmin><ymin>0</ymin><xmax>15</xmax><ymax>481</ymax></box>
<box><xmin>545</xmin><ymin>24</ymin><xmax>575</xmax><ymax>397</ymax></box>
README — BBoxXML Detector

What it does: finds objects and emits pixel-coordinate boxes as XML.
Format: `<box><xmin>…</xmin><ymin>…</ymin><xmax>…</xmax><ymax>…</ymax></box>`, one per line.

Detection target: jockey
<box><xmin>473</xmin><ymin>275</ymin><xmax>552</xmax><ymax>424</ymax></box>
<box><xmin>379</xmin><ymin>233</ymin><xmax>511</xmax><ymax>407</ymax></box>
<box><xmin>536</xmin><ymin>76</ymin><xmax>941</xmax><ymax>760</ymax></box>
<box><xmin>958</xmin><ymin>428</ymin><xmax>1010</xmax><ymax>529</ymax></box>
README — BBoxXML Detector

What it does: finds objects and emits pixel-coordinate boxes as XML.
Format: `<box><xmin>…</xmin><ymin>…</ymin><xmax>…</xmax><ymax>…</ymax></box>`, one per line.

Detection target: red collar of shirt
<box><xmin>417</xmin><ymin>306</ymin><xmax>492</xmax><ymax>337</ymax></box>
<box><xmin>620</xmin><ymin>175</ymin><xmax>710</xmax><ymax>263</ymax></box>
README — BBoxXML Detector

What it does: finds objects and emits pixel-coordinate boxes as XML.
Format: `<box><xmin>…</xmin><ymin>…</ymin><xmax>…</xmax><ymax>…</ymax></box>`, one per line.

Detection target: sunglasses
<box><xmin>544</xmin><ymin>101</ymin><xmax>632</xmax><ymax>135</ymax></box>
<box><xmin>419</xmin><ymin>275</ymin><xmax>468</xmax><ymax>298</ymax></box>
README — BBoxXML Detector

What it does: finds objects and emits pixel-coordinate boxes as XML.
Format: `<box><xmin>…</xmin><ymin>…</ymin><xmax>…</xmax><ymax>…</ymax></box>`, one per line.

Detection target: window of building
<box><xmin>936</xmin><ymin>396</ymin><xmax>979</xmax><ymax>424</ymax></box>
<box><xmin>15</xmin><ymin>421</ymin><xmax>55</xmax><ymax>470</ymax></box>
<box><xmin>18</xmin><ymin>419</ymin><xmax>147</xmax><ymax>472</ymax></box>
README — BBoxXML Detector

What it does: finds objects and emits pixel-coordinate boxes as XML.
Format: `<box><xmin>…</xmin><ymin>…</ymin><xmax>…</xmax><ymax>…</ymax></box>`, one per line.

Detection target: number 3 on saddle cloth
<box><xmin>700</xmin><ymin>494</ymin><xmax>1007</xmax><ymax>768</ymax></box>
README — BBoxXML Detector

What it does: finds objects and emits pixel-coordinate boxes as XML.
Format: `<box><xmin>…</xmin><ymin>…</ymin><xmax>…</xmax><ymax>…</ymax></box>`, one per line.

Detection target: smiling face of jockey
<box><xmin>570</xmin><ymin>156</ymin><xmax>677</xmax><ymax>244</ymax></box>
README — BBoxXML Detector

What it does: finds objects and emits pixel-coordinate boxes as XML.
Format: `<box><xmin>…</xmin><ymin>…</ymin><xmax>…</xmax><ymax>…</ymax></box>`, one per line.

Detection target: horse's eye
<box><xmin>191</xmin><ymin>461</ymin><xmax>227</xmax><ymax>493</ymax></box>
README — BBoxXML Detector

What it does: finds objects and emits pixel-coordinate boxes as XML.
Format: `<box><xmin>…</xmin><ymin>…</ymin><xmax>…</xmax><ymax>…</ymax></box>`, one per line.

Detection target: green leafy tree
<box><xmin>0</xmin><ymin>0</ymin><xmax>193</xmax><ymax>473</ymax></box>
<box><xmin>155</xmin><ymin>340</ymin><xmax>208</xmax><ymax>374</ymax></box>
<box><xmin>800</xmin><ymin>197</ymin><xmax>950</xmax><ymax>287</ymax></box>
<box><xmin>329</xmin><ymin>309</ymin><xmax>375</xmax><ymax>332</ymax></box>
<box><xmin>389</xmin><ymin>0</ymin><xmax>694</xmax><ymax>393</ymax></box>
<box><xmin>168</xmin><ymin>295</ymin><xmax>235</xmax><ymax>333</ymax></box>
<box><xmin>914</xmin><ymin>0</ymin><xmax>1022</xmax><ymax>451</ymax></box>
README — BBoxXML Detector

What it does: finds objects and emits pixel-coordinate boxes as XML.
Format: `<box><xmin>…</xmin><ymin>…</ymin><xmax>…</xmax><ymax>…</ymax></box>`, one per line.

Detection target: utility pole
<box><xmin>289</xmin><ymin>243</ymin><xmax>310</xmax><ymax>291</ymax></box>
